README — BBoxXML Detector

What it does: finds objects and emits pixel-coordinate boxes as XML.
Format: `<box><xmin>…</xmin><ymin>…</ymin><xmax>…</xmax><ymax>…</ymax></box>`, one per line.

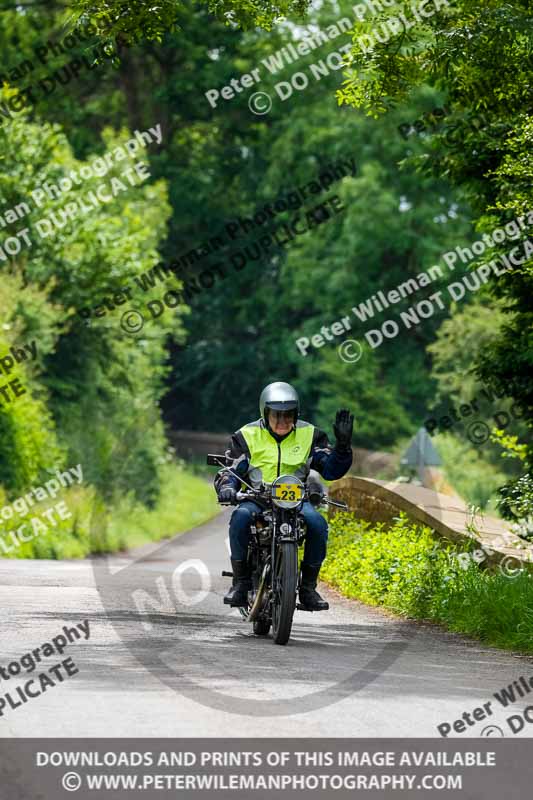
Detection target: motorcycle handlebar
<box><xmin>219</xmin><ymin>489</ymin><xmax>348</xmax><ymax>510</ymax></box>
<box><xmin>218</xmin><ymin>490</ymin><xmax>258</xmax><ymax>506</ymax></box>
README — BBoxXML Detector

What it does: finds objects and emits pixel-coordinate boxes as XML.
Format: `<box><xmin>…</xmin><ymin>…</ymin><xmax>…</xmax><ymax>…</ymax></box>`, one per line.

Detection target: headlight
<box><xmin>271</xmin><ymin>475</ymin><xmax>305</xmax><ymax>509</ymax></box>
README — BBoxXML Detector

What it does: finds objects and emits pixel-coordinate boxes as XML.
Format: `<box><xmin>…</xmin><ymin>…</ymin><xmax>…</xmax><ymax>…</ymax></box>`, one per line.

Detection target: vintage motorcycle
<box><xmin>207</xmin><ymin>453</ymin><xmax>347</xmax><ymax>645</ymax></box>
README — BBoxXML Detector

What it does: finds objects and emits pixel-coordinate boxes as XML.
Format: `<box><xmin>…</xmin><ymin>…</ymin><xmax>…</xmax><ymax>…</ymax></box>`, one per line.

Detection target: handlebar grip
<box><xmin>219</xmin><ymin>491</ymin><xmax>248</xmax><ymax>506</ymax></box>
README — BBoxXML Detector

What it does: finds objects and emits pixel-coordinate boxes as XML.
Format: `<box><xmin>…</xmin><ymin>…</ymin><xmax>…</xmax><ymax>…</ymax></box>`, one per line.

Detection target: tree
<box><xmin>0</xmin><ymin>89</ymin><xmax>186</xmax><ymax>501</ymax></box>
<box><xmin>70</xmin><ymin>0</ymin><xmax>310</xmax><ymax>42</ymax></box>
<box><xmin>427</xmin><ymin>297</ymin><xmax>509</xmax><ymax>403</ymax></box>
<box><xmin>337</xmin><ymin>0</ymin><xmax>532</xmax><ymax>459</ymax></box>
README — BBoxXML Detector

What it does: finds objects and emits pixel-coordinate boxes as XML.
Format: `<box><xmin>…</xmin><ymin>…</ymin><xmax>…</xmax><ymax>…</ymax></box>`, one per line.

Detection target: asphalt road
<box><xmin>1</xmin><ymin>510</ymin><xmax>532</xmax><ymax>738</ymax></box>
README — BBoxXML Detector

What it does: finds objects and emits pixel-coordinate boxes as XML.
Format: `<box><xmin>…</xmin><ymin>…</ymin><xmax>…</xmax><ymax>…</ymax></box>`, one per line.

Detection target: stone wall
<box><xmin>328</xmin><ymin>476</ymin><xmax>533</xmax><ymax>572</ymax></box>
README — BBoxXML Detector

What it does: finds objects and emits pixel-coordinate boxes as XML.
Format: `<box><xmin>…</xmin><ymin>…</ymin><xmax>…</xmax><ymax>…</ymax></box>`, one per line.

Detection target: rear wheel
<box><xmin>271</xmin><ymin>542</ymin><xmax>298</xmax><ymax>645</ymax></box>
<box><xmin>253</xmin><ymin>618</ymin><xmax>271</xmax><ymax>636</ymax></box>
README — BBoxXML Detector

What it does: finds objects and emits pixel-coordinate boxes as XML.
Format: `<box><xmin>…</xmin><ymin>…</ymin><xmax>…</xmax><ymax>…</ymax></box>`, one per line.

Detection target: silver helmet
<box><xmin>259</xmin><ymin>381</ymin><xmax>299</xmax><ymax>424</ymax></box>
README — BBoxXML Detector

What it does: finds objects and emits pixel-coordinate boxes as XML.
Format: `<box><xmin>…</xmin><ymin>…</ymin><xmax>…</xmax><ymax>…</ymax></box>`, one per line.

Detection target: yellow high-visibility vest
<box><xmin>239</xmin><ymin>420</ymin><xmax>315</xmax><ymax>483</ymax></box>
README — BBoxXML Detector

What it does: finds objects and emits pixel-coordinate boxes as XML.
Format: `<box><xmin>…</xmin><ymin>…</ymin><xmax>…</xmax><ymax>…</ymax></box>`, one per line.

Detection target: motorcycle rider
<box><xmin>215</xmin><ymin>382</ymin><xmax>353</xmax><ymax>611</ymax></box>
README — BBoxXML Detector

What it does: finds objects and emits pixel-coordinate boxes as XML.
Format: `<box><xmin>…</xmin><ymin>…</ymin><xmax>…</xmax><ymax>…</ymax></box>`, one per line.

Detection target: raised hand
<box><xmin>333</xmin><ymin>408</ymin><xmax>354</xmax><ymax>452</ymax></box>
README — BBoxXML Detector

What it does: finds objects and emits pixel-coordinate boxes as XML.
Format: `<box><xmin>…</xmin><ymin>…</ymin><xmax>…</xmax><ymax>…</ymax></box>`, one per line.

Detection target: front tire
<box><xmin>272</xmin><ymin>542</ymin><xmax>298</xmax><ymax>645</ymax></box>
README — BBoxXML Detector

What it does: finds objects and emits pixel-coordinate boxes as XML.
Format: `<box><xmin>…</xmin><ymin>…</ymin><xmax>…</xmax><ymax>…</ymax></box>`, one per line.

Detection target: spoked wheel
<box><xmin>271</xmin><ymin>542</ymin><xmax>298</xmax><ymax>645</ymax></box>
<box><xmin>253</xmin><ymin>617</ymin><xmax>271</xmax><ymax>636</ymax></box>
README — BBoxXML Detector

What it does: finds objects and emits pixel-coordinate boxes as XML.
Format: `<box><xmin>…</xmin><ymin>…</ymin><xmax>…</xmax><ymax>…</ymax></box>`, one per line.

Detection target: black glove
<box><xmin>333</xmin><ymin>408</ymin><xmax>354</xmax><ymax>452</ymax></box>
<box><xmin>218</xmin><ymin>487</ymin><xmax>237</xmax><ymax>505</ymax></box>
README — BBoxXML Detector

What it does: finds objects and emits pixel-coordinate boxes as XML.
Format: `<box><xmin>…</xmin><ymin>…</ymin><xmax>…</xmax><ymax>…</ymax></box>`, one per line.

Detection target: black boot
<box><xmin>224</xmin><ymin>559</ymin><xmax>252</xmax><ymax>607</ymax></box>
<box><xmin>299</xmin><ymin>563</ymin><xmax>329</xmax><ymax>611</ymax></box>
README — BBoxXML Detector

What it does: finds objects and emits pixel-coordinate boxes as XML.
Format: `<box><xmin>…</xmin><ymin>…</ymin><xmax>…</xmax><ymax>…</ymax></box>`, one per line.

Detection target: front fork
<box><xmin>241</xmin><ymin>509</ymin><xmax>306</xmax><ymax>621</ymax></box>
<box><xmin>270</xmin><ymin>507</ymin><xmax>305</xmax><ymax>599</ymax></box>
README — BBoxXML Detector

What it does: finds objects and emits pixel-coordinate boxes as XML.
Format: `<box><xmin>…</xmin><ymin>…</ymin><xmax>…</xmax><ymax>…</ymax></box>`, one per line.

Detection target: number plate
<box><xmin>272</xmin><ymin>483</ymin><xmax>303</xmax><ymax>502</ymax></box>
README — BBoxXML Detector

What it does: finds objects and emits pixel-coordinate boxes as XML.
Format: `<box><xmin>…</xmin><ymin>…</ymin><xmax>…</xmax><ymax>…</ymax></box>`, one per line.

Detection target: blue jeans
<box><xmin>229</xmin><ymin>500</ymin><xmax>328</xmax><ymax>568</ymax></box>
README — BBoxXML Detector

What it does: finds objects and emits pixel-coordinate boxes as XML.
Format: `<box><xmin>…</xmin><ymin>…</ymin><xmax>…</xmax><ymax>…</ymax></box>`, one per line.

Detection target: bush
<box><xmin>432</xmin><ymin>433</ymin><xmax>511</xmax><ymax>513</ymax></box>
<box><xmin>322</xmin><ymin>512</ymin><xmax>533</xmax><ymax>653</ymax></box>
<box><xmin>0</xmin><ymin>463</ymin><xmax>219</xmax><ymax>559</ymax></box>
<box><xmin>0</xmin><ymin>278</ymin><xmax>64</xmax><ymax>492</ymax></box>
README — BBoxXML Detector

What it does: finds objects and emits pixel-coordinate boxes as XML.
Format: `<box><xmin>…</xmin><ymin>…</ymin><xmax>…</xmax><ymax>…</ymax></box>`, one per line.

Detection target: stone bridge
<box><xmin>328</xmin><ymin>476</ymin><xmax>533</xmax><ymax>572</ymax></box>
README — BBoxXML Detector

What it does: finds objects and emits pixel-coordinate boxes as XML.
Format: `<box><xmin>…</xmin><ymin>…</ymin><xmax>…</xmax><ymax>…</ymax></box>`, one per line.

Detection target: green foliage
<box><xmin>0</xmin><ymin>0</ymin><xmax>528</xmax><ymax>536</ymax></box>
<box><xmin>115</xmin><ymin>0</ymin><xmax>471</xmax><ymax>442</ymax></box>
<box><xmin>426</xmin><ymin>300</ymin><xmax>527</xmax><ymax>494</ymax></box>
<box><xmin>497</xmin><ymin>470</ymin><xmax>533</xmax><ymax>540</ymax></box>
<box><xmin>314</xmin><ymin>348</ymin><xmax>413</xmax><ymax>448</ymax></box>
<box><xmin>427</xmin><ymin>297</ymin><xmax>509</xmax><ymax>403</ymax></box>
<box><xmin>322</xmin><ymin>513</ymin><xmax>454</xmax><ymax>613</ymax></box>
<box><xmin>323</xmin><ymin>512</ymin><xmax>533</xmax><ymax>652</ymax></box>
<box><xmin>1</xmin><ymin>0</ymin><xmax>473</xmax><ymax>453</ymax></box>
<box><xmin>105</xmin><ymin>462</ymin><xmax>220</xmax><ymax>550</ymax></box>
<box><xmin>0</xmin><ymin>463</ymin><xmax>219</xmax><ymax>559</ymax></box>
<box><xmin>432</xmin><ymin>433</ymin><xmax>511</xmax><ymax>512</ymax></box>
<box><xmin>70</xmin><ymin>0</ymin><xmax>310</xmax><ymax>41</ymax></box>
<box><xmin>497</xmin><ymin>472</ymin><xmax>533</xmax><ymax>518</ymax></box>
<box><xmin>0</xmin><ymin>88</ymin><xmax>187</xmax><ymax>508</ymax></box>
<box><xmin>338</xmin><ymin>1</ymin><xmax>530</xmax><ymax>117</ymax></box>
<box><xmin>337</xmin><ymin>0</ymin><xmax>533</xmax><ymax>468</ymax></box>
<box><xmin>0</xmin><ymin>273</ymin><xmax>64</xmax><ymax>492</ymax></box>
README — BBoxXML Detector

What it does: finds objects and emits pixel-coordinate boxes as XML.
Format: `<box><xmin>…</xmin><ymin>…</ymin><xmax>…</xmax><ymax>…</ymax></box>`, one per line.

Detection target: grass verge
<box><xmin>0</xmin><ymin>463</ymin><xmax>219</xmax><ymax>559</ymax></box>
<box><xmin>322</xmin><ymin>512</ymin><xmax>533</xmax><ymax>654</ymax></box>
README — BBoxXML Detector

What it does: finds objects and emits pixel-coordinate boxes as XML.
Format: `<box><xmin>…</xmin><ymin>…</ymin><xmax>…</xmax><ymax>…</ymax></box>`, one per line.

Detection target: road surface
<box><xmin>1</xmin><ymin>510</ymin><xmax>531</xmax><ymax>738</ymax></box>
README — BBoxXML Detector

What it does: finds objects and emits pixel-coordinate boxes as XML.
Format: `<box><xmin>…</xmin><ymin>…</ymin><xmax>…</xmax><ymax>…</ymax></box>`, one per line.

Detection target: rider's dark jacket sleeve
<box><xmin>310</xmin><ymin>428</ymin><xmax>353</xmax><ymax>480</ymax></box>
<box><xmin>214</xmin><ymin>426</ymin><xmax>352</xmax><ymax>494</ymax></box>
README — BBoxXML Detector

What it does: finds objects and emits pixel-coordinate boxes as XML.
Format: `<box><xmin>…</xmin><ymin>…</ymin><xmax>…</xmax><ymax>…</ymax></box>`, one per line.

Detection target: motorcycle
<box><xmin>207</xmin><ymin>453</ymin><xmax>348</xmax><ymax>645</ymax></box>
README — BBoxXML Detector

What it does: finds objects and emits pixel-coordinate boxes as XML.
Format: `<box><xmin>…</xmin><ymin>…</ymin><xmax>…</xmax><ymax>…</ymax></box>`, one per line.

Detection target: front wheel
<box><xmin>271</xmin><ymin>542</ymin><xmax>298</xmax><ymax>645</ymax></box>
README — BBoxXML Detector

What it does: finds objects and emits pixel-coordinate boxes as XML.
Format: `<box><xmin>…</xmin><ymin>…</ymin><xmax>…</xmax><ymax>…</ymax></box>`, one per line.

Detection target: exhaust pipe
<box><xmin>246</xmin><ymin>561</ymin><xmax>271</xmax><ymax>622</ymax></box>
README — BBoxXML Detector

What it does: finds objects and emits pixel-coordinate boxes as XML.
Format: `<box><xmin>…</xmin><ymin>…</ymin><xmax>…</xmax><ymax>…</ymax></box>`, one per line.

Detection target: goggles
<box><xmin>268</xmin><ymin>409</ymin><xmax>295</xmax><ymax>423</ymax></box>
